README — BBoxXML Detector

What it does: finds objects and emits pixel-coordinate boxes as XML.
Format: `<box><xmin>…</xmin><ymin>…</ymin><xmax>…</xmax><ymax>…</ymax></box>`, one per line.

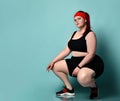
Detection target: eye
<box><xmin>74</xmin><ymin>19</ymin><xmax>77</xmax><ymax>22</ymax></box>
<box><xmin>74</xmin><ymin>17</ymin><xmax>82</xmax><ymax>22</ymax></box>
<box><xmin>77</xmin><ymin>17</ymin><xmax>81</xmax><ymax>20</ymax></box>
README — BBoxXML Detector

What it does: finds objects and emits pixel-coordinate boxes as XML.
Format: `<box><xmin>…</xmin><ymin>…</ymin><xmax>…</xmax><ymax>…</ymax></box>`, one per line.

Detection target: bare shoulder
<box><xmin>85</xmin><ymin>31</ymin><xmax>96</xmax><ymax>39</ymax></box>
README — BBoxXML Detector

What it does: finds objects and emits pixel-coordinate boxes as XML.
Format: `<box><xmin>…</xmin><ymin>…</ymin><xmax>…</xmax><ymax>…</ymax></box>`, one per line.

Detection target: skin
<box><xmin>46</xmin><ymin>16</ymin><xmax>97</xmax><ymax>90</ymax></box>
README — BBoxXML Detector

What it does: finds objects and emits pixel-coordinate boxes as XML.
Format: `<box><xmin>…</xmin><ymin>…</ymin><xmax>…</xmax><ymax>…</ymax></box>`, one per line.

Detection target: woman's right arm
<box><xmin>51</xmin><ymin>45</ymin><xmax>71</xmax><ymax>63</ymax></box>
<box><xmin>46</xmin><ymin>31</ymin><xmax>75</xmax><ymax>72</ymax></box>
<box><xmin>46</xmin><ymin>45</ymin><xmax>71</xmax><ymax>71</ymax></box>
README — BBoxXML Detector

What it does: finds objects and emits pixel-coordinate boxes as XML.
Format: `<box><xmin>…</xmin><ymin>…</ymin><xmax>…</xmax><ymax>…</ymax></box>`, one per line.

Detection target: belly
<box><xmin>71</xmin><ymin>51</ymin><xmax>88</xmax><ymax>57</ymax></box>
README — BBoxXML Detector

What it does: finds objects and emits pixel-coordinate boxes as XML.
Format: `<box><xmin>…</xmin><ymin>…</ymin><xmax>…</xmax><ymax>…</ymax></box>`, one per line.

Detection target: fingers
<box><xmin>72</xmin><ymin>67</ymin><xmax>80</xmax><ymax>76</ymax></box>
<box><xmin>46</xmin><ymin>62</ymin><xmax>55</xmax><ymax>72</ymax></box>
<box><xmin>47</xmin><ymin>65</ymin><xmax>52</xmax><ymax>72</ymax></box>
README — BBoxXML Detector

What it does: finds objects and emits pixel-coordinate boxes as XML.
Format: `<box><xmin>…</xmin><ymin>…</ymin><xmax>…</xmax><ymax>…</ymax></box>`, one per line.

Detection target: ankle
<box><xmin>91</xmin><ymin>82</ymin><xmax>97</xmax><ymax>88</ymax></box>
<box><xmin>65</xmin><ymin>87</ymin><xmax>72</xmax><ymax>91</ymax></box>
<box><xmin>66</xmin><ymin>86</ymin><xmax>73</xmax><ymax>90</ymax></box>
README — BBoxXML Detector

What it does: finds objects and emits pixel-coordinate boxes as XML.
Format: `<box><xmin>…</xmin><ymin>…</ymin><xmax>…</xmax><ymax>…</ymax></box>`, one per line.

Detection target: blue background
<box><xmin>0</xmin><ymin>0</ymin><xmax>120</xmax><ymax>101</ymax></box>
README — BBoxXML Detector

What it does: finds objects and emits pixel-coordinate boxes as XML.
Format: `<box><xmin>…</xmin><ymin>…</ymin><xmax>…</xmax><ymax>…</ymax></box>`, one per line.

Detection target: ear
<box><xmin>85</xmin><ymin>20</ymin><xmax>87</xmax><ymax>22</ymax></box>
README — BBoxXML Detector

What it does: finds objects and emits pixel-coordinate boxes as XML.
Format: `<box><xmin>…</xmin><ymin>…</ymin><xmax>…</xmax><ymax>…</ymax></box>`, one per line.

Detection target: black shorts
<box><xmin>65</xmin><ymin>55</ymin><xmax>104</xmax><ymax>78</ymax></box>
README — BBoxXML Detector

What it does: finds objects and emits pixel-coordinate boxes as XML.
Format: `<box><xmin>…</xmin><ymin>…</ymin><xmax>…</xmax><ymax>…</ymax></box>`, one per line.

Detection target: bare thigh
<box><xmin>78</xmin><ymin>67</ymin><xmax>95</xmax><ymax>78</ymax></box>
<box><xmin>53</xmin><ymin>60</ymin><xmax>69</xmax><ymax>75</ymax></box>
<box><xmin>77</xmin><ymin>67</ymin><xmax>96</xmax><ymax>87</ymax></box>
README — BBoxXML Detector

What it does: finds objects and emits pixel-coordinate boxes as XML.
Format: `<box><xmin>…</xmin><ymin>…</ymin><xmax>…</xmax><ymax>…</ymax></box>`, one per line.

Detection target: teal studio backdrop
<box><xmin>0</xmin><ymin>0</ymin><xmax>120</xmax><ymax>101</ymax></box>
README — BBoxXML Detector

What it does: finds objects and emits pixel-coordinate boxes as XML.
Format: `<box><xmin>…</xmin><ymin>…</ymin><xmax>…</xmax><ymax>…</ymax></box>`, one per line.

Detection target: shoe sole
<box><xmin>56</xmin><ymin>92</ymin><xmax>75</xmax><ymax>96</ymax></box>
<box><xmin>56</xmin><ymin>95</ymin><xmax>75</xmax><ymax>99</ymax></box>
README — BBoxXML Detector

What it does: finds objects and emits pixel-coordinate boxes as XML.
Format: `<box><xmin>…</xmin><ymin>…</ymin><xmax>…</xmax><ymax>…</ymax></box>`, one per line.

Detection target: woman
<box><xmin>46</xmin><ymin>11</ymin><xmax>104</xmax><ymax>99</ymax></box>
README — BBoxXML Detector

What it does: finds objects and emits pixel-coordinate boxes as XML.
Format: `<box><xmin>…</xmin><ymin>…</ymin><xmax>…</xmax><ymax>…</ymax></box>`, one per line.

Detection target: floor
<box><xmin>40</xmin><ymin>77</ymin><xmax>120</xmax><ymax>101</ymax></box>
<box><xmin>41</xmin><ymin>86</ymin><xmax>120</xmax><ymax>101</ymax></box>
<box><xmin>0</xmin><ymin>70</ymin><xmax>120</xmax><ymax>101</ymax></box>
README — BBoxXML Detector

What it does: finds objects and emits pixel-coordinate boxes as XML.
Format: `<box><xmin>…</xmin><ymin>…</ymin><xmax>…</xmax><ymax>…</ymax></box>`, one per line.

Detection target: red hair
<box><xmin>74</xmin><ymin>11</ymin><xmax>91</xmax><ymax>35</ymax></box>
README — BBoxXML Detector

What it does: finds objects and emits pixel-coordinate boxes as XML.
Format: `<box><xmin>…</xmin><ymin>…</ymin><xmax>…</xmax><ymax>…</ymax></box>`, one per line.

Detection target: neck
<box><xmin>79</xmin><ymin>25</ymin><xmax>87</xmax><ymax>34</ymax></box>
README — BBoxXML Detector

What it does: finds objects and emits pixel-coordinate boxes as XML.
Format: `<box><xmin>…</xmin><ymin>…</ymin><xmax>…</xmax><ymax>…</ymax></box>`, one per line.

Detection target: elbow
<box><xmin>63</xmin><ymin>48</ymin><xmax>71</xmax><ymax>56</ymax></box>
<box><xmin>64</xmin><ymin>47</ymin><xmax>71</xmax><ymax>53</ymax></box>
<box><xmin>87</xmin><ymin>52</ymin><xmax>96</xmax><ymax>58</ymax></box>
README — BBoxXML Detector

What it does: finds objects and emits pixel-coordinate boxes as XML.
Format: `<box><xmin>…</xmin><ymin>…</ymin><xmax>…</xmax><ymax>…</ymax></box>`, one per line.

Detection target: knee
<box><xmin>52</xmin><ymin>62</ymin><xmax>60</xmax><ymax>73</ymax></box>
<box><xmin>77</xmin><ymin>73</ymin><xmax>90</xmax><ymax>87</ymax></box>
<box><xmin>52</xmin><ymin>60</ymin><xmax>68</xmax><ymax>75</ymax></box>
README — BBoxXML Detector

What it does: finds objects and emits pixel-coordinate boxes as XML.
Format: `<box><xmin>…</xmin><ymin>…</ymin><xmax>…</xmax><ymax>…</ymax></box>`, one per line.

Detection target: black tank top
<box><xmin>68</xmin><ymin>31</ymin><xmax>91</xmax><ymax>52</ymax></box>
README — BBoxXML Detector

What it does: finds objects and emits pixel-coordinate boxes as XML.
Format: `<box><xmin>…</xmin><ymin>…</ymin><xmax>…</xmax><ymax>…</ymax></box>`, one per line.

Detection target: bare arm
<box><xmin>78</xmin><ymin>31</ymin><xmax>97</xmax><ymax>67</ymax></box>
<box><xmin>46</xmin><ymin>45</ymin><xmax>71</xmax><ymax>71</ymax></box>
<box><xmin>46</xmin><ymin>32</ymin><xmax>73</xmax><ymax>71</ymax></box>
<box><xmin>51</xmin><ymin>45</ymin><xmax>71</xmax><ymax>63</ymax></box>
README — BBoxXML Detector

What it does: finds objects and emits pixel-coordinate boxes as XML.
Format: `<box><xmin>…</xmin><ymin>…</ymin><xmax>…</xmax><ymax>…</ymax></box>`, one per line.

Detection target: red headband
<box><xmin>74</xmin><ymin>12</ymin><xmax>87</xmax><ymax>20</ymax></box>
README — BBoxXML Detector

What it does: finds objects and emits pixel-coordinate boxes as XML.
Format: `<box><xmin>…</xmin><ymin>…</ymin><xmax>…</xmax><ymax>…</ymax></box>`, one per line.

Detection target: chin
<box><xmin>76</xmin><ymin>25</ymin><xmax>81</xmax><ymax>28</ymax></box>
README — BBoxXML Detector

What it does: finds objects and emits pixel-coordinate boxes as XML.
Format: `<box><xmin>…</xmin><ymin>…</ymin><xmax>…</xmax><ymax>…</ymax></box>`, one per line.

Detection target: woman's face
<box><xmin>74</xmin><ymin>16</ymin><xmax>86</xmax><ymax>28</ymax></box>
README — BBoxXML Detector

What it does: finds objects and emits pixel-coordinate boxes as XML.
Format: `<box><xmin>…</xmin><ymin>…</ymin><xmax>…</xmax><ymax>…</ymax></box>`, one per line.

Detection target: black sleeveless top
<box><xmin>68</xmin><ymin>31</ymin><xmax>91</xmax><ymax>52</ymax></box>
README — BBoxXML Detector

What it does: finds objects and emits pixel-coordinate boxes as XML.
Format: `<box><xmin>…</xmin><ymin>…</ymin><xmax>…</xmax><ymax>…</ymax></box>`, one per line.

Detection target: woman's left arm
<box><xmin>78</xmin><ymin>31</ymin><xmax>97</xmax><ymax>67</ymax></box>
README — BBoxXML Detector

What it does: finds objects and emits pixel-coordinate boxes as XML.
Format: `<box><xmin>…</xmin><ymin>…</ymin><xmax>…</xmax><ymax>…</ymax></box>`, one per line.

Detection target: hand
<box><xmin>46</xmin><ymin>62</ymin><xmax>55</xmax><ymax>72</ymax></box>
<box><xmin>72</xmin><ymin>67</ymin><xmax>80</xmax><ymax>77</ymax></box>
